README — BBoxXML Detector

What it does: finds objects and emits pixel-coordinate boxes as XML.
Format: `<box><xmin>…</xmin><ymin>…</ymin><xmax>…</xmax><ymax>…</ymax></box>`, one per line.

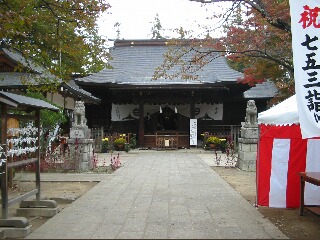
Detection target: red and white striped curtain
<box><xmin>257</xmin><ymin>124</ymin><xmax>320</xmax><ymax>208</ymax></box>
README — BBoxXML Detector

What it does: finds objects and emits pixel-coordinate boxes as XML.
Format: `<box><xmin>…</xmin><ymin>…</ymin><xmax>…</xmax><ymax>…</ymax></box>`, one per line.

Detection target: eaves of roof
<box><xmin>107</xmin><ymin>81</ymin><xmax>230</xmax><ymax>90</ymax></box>
<box><xmin>0</xmin><ymin>91</ymin><xmax>59</xmax><ymax>111</ymax></box>
<box><xmin>61</xmin><ymin>81</ymin><xmax>100</xmax><ymax>104</ymax></box>
<box><xmin>0</xmin><ymin>73</ymin><xmax>100</xmax><ymax>104</ymax></box>
<box><xmin>0</xmin><ymin>72</ymin><xmax>60</xmax><ymax>87</ymax></box>
<box><xmin>244</xmin><ymin>81</ymin><xmax>278</xmax><ymax>99</ymax></box>
<box><xmin>1</xmin><ymin>46</ymin><xmax>47</xmax><ymax>74</ymax></box>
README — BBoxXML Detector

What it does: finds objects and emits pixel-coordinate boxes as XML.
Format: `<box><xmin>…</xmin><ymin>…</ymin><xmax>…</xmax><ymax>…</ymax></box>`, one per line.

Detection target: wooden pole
<box><xmin>35</xmin><ymin>109</ymin><xmax>41</xmax><ymax>201</ymax></box>
<box><xmin>1</xmin><ymin>103</ymin><xmax>8</xmax><ymax>218</ymax></box>
<box><xmin>139</xmin><ymin>101</ymin><xmax>145</xmax><ymax>147</ymax></box>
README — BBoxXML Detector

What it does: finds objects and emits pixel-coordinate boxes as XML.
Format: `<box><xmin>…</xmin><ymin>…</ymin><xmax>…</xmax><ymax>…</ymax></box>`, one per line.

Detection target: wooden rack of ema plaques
<box><xmin>0</xmin><ymin>92</ymin><xmax>59</xmax><ymax>238</ymax></box>
<box><xmin>155</xmin><ymin>131</ymin><xmax>179</xmax><ymax>150</ymax></box>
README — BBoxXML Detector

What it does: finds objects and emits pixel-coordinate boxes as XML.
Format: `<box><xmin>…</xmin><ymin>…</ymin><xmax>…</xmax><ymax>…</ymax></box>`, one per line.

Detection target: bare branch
<box><xmin>189</xmin><ymin>0</ymin><xmax>291</xmax><ymax>32</ymax></box>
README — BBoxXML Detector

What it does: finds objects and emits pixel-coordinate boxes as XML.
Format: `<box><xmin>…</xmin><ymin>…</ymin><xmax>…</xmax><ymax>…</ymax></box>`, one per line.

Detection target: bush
<box><xmin>113</xmin><ymin>137</ymin><xmax>126</xmax><ymax>151</ymax></box>
<box><xmin>206</xmin><ymin>136</ymin><xmax>221</xmax><ymax>145</ymax></box>
<box><xmin>129</xmin><ymin>135</ymin><xmax>137</xmax><ymax>149</ymax></box>
<box><xmin>101</xmin><ymin>137</ymin><xmax>109</xmax><ymax>153</ymax></box>
<box><xmin>113</xmin><ymin>138</ymin><xmax>126</xmax><ymax>145</ymax></box>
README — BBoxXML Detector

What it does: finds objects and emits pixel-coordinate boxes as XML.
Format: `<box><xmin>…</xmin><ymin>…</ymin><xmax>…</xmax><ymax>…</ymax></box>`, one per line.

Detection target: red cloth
<box><xmin>257</xmin><ymin>124</ymin><xmax>307</xmax><ymax>208</ymax></box>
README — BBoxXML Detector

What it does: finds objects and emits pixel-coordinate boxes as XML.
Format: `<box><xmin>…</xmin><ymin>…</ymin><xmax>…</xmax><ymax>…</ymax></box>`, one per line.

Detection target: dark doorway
<box><xmin>158</xmin><ymin>106</ymin><xmax>177</xmax><ymax>130</ymax></box>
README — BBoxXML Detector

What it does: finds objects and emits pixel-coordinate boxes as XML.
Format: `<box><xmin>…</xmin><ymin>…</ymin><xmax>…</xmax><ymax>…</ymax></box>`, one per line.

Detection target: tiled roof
<box><xmin>1</xmin><ymin>47</ymin><xmax>57</xmax><ymax>77</ymax></box>
<box><xmin>243</xmin><ymin>81</ymin><xmax>278</xmax><ymax>99</ymax></box>
<box><xmin>0</xmin><ymin>72</ymin><xmax>57</xmax><ymax>86</ymax></box>
<box><xmin>61</xmin><ymin>80</ymin><xmax>100</xmax><ymax>103</ymax></box>
<box><xmin>0</xmin><ymin>91</ymin><xmax>59</xmax><ymax>111</ymax></box>
<box><xmin>0</xmin><ymin>45</ymin><xmax>60</xmax><ymax>84</ymax></box>
<box><xmin>76</xmin><ymin>39</ymin><xmax>244</xmax><ymax>85</ymax></box>
<box><xmin>0</xmin><ymin>73</ymin><xmax>100</xmax><ymax>103</ymax></box>
<box><xmin>0</xmin><ymin>46</ymin><xmax>100</xmax><ymax>103</ymax></box>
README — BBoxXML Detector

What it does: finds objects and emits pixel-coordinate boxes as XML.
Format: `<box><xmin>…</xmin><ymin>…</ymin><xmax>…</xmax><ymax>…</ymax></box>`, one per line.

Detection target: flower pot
<box><xmin>209</xmin><ymin>143</ymin><xmax>216</xmax><ymax>149</ymax></box>
<box><xmin>116</xmin><ymin>144</ymin><xmax>124</xmax><ymax>150</ymax></box>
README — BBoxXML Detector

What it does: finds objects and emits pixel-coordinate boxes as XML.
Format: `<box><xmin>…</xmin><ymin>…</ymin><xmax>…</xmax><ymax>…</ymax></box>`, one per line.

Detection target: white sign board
<box><xmin>190</xmin><ymin>119</ymin><xmax>197</xmax><ymax>146</ymax></box>
<box><xmin>289</xmin><ymin>0</ymin><xmax>320</xmax><ymax>138</ymax></box>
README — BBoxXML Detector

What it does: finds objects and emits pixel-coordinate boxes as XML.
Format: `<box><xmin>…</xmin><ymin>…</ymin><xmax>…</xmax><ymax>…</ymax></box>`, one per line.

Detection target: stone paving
<box><xmin>24</xmin><ymin>150</ymin><xmax>287</xmax><ymax>239</ymax></box>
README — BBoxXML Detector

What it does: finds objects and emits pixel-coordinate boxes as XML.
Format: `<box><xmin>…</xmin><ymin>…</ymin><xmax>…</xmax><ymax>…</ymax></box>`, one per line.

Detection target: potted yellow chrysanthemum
<box><xmin>113</xmin><ymin>137</ymin><xmax>126</xmax><ymax>150</ymax></box>
<box><xmin>206</xmin><ymin>136</ymin><xmax>221</xmax><ymax>149</ymax></box>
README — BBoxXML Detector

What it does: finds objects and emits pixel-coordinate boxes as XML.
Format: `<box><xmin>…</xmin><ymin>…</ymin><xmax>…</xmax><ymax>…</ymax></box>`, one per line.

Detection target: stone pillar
<box><xmin>68</xmin><ymin>138</ymin><xmax>94</xmax><ymax>171</ymax></box>
<box><xmin>236</xmin><ymin>100</ymin><xmax>258</xmax><ymax>171</ymax></box>
<box><xmin>68</xmin><ymin>101</ymin><xmax>93</xmax><ymax>171</ymax></box>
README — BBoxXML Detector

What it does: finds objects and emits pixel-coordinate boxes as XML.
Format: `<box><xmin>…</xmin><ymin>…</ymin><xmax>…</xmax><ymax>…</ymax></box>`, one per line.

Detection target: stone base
<box><xmin>0</xmin><ymin>217</ymin><xmax>29</xmax><ymax>228</ymax></box>
<box><xmin>17</xmin><ymin>207</ymin><xmax>59</xmax><ymax>217</ymax></box>
<box><xmin>0</xmin><ymin>225</ymin><xmax>31</xmax><ymax>238</ymax></box>
<box><xmin>237</xmin><ymin>140</ymin><xmax>257</xmax><ymax>172</ymax></box>
<box><xmin>20</xmin><ymin>199</ymin><xmax>57</xmax><ymax>208</ymax></box>
<box><xmin>79</xmin><ymin>161</ymin><xmax>91</xmax><ymax>172</ymax></box>
<box><xmin>0</xmin><ymin>217</ymin><xmax>31</xmax><ymax>238</ymax></box>
<box><xmin>16</xmin><ymin>200</ymin><xmax>59</xmax><ymax>217</ymax></box>
<box><xmin>68</xmin><ymin>138</ymin><xmax>94</xmax><ymax>172</ymax></box>
<box><xmin>236</xmin><ymin>158</ymin><xmax>256</xmax><ymax>171</ymax></box>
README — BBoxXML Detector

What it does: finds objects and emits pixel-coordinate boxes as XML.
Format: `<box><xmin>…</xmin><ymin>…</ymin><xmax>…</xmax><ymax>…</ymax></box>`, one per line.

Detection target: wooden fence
<box><xmin>91</xmin><ymin>125</ymin><xmax>241</xmax><ymax>152</ymax></box>
<box><xmin>91</xmin><ymin>127</ymin><xmax>132</xmax><ymax>152</ymax></box>
<box><xmin>201</xmin><ymin>125</ymin><xmax>241</xmax><ymax>148</ymax></box>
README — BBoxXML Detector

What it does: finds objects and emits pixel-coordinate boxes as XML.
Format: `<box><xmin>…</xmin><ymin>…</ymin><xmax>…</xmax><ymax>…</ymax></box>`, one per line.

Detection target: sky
<box><xmin>98</xmin><ymin>0</ymin><xmax>227</xmax><ymax>42</ymax></box>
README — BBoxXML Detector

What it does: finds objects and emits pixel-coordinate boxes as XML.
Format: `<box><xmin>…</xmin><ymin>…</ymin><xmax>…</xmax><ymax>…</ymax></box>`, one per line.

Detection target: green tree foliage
<box><xmin>150</xmin><ymin>13</ymin><xmax>164</xmax><ymax>39</ymax></box>
<box><xmin>0</xmin><ymin>0</ymin><xmax>111</xmax><ymax>83</ymax></box>
<box><xmin>114</xmin><ymin>22</ymin><xmax>121</xmax><ymax>39</ymax></box>
<box><xmin>24</xmin><ymin>91</ymin><xmax>67</xmax><ymax>130</ymax></box>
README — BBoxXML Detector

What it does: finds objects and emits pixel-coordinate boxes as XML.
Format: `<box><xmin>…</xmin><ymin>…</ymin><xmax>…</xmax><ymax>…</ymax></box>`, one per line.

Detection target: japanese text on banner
<box><xmin>290</xmin><ymin>0</ymin><xmax>320</xmax><ymax>138</ymax></box>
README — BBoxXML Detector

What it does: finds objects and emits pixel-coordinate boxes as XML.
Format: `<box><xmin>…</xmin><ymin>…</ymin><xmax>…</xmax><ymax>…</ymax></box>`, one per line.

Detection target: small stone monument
<box><xmin>68</xmin><ymin>101</ymin><xmax>93</xmax><ymax>171</ymax></box>
<box><xmin>236</xmin><ymin>100</ymin><xmax>258</xmax><ymax>171</ymax></box>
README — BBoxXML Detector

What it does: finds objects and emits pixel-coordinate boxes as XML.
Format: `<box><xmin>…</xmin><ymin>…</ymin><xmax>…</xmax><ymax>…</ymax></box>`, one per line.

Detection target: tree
<box><xmin>0</xmin><ymin>0</ymin><xmax>111</xmax><ymax>86</ymax></box>
<box><xmin>24</xmin><ymin>91</ymin><xmax>67</xmax><ymax>130</ymax></box>
<box><xmin>221</xmin><ymin>0</ymin><xmax>293</xmax><ymax>102</ymax></box>
<box><xmin>150</xmin><ymin>13</ymin><xmax>165</xmax><ymax>39</ymax></box>
<box><xmin>160</xmin><ymin>0</ymin><xmax>293</xmax><ymax>102</ymax></box>
<box><xmin>114</xmin><ymin>22</ymin><xmax>122</xmax><ymax>39</ymax></box>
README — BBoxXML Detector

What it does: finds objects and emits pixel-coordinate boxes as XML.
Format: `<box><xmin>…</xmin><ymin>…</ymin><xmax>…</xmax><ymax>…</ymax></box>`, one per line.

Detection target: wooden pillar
<box><xmin>190</xmin><ymin>93</ymin><xmax>195</xmax><ymax>119</ymax></box>
<box><xmin>139</xmin><ymin>101</ymin><xmax>145</xmax><ymax>147</ymax></box>
<box><xmin>35</xmin><ymin>109</ymin><xmax>41</xmax><ymax>201</ymax></box>
<box><xmin>1</xmin><ymin>103</ymin><xmax>8</xmax><ymax>218</ymax></box>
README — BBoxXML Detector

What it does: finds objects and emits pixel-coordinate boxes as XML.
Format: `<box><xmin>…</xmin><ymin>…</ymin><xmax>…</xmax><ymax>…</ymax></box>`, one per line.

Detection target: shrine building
<box><xmin>75</xmin><ymin>39</ymin><xmax>277</xmax><ymax>148</ymax></box>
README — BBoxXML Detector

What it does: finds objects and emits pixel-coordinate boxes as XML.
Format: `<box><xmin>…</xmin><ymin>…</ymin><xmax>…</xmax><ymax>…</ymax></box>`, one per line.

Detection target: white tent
<box><xmin>258</xmin><ymin>94</ymin><xmax>299</xmax><ymax>125</ymax></box>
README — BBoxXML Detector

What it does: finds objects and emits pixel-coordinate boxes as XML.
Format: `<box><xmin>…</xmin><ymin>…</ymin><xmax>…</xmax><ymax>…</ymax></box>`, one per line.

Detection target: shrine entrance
<box><xmin>157</xmin><ymin>106</ymin><xmax>178</xmax><ymax>131</ymax></box>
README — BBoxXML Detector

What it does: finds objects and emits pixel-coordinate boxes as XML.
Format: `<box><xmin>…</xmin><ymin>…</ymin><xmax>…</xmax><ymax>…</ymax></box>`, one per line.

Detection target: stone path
<box><xmin>25</xmin><ymin>151</ymin><xmax>287</xmax><ymax>239</ymax></box>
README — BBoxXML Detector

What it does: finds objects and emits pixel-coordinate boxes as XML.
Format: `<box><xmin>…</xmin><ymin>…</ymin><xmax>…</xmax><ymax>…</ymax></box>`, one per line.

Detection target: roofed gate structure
<box><xmin>0</xmin><ymin>43</ymin><xmax>100</xmax><ymax>135</ymax></box>
<box><xmin>75</xmin><ymin>39</ymin><xmax>276</xmax><ymax>149</ymax></box>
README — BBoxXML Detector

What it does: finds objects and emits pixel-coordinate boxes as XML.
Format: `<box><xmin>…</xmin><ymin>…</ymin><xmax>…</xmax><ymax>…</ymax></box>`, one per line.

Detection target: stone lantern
<box><xmin>68</xmin><ymin>101</ymin><xmax>93</xmax><ymax>171</ymax></box>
